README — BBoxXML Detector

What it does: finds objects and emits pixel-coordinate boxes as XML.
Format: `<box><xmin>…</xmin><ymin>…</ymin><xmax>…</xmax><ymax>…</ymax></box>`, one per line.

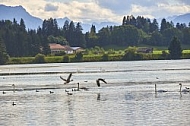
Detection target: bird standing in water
<box><xmin>12</xmin><ymin>84</ymin><xmax>15</xmax><ymax>93</ymax></box>
<box><xmin>155</xmin><ymin>84</ymin><xmax>168</xmax><ymax>93</ymax></box>
<box><xmin>12</xmin><ymin>102</ymin><xmax>16</xmax><ymax>106</ymax></box>
<box><xmin>179</xmin><ymin>83</ymin><xmax>190</xmax><ymax>92</ymax></box>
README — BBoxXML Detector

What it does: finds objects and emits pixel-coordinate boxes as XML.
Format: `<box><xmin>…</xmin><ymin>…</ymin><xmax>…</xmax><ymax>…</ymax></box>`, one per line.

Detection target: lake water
<box><xmin>0</xmin><ymin>60</ymin><xmax>190</xmax><ymax>126</ymax></box>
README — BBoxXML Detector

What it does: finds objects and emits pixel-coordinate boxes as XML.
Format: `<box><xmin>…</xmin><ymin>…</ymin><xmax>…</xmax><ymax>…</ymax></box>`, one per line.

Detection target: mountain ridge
<box><xmin>0</xmin><ymin>4</ymin><xmax>189</xmax><ymax>32</ymax></box>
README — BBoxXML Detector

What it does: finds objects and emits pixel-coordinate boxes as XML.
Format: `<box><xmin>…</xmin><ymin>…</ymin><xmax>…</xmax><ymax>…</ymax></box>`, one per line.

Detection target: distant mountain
<box><xmin>166</xmin><ymin>13</ymin><xmax>190</xmax><ymax>25</ymax></box>
<box><xmin>173</xmin><ymin>13</ymin><xmax>190</xmax><ymax>25</ymax></box>
<box><xmin>0</xmin><ymin>4</ymin><xmax>119</xmax><ymax>32</ymax></box>
<box><xmin>1</xmin><ymin>4</ymin><xmax>190</xmax><ymax>32</ymax></box>
<box><xmin>56</xmin><ymin>17</ymin><xmax>71</xmax><ymax>26</ymax></box>
<box><xmin>54</xmin><ymin>17</ymin><xmax>119</xmax><ymax>32</ymax></box>
<box><xmin>0</xmin><ymin>4</ymin><xmax>43</xmax><ymax>29</ymax></box>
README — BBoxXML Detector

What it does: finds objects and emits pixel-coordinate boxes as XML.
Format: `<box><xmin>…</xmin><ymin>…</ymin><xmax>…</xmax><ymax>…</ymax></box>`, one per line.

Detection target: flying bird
<box><xmin>60</xmin><ymin>73</ymin><xmax>73</xmax><ymax>84</ymax></box>
<box><xmin>96</xmin><ymin>78</ymin><xmax>107</xmax><ymax>87</ymax></box>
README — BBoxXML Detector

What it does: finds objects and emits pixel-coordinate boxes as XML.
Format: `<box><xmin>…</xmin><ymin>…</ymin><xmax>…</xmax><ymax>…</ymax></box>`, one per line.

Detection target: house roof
<box><xmin>49</xmin><ymin>43</ymin><xmax>65</xmax><ymax>50</ymax></box>
<box><xmin>49</xmin><ymin>43</ymin><xmax>74</xmax><ymax>51</ymax></box>
<box><xmin>64</xmin><ymin>45</ymin><xmax>74</xmax><ymax>51</ymax></box>
<box><xmin>71</xmin><ymin>47</ymin><xmax>81</xmax><ymax>50</ymax></box>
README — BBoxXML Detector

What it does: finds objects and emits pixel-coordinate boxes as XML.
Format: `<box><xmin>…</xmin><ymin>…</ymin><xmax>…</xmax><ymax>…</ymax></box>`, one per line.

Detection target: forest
<box><xmin>0</xmin><ymin>15</ymin><xmax>190</xmax><ymax>64</ymax></box>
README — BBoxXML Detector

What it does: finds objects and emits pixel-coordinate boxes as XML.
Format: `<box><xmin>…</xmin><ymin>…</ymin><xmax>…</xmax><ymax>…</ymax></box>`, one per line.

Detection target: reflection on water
<box><xmin>0</xmin><ymin>60</ymin><xmax>190</xmax><ymax>125</ymax></box>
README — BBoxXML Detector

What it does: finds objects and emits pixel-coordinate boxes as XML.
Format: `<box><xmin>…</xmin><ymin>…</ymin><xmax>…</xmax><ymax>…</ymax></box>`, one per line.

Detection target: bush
<box><xmin>74</xmin><ymin>52</ymin><xmax>83</xmax><ymax>62</ymax></box>
<box><xmin>102</xmin><ymin>53</ymin><xmax>109</xmax><ymax>61</ymax></box>
<box><xmin>63</xmin><ymin>55</ymin><xmax>70</xmax><ymax>63</ymax></box>
<box><xmin>0</xmin><ymin>52</ymin><xmax>9</xmax><ymax>65</ymax></box>
<box><xmin>33</xmin><ymin>53</ymin><xmax>45</xmax><ymax>63</ymax></box>
<box><xmin>54</xmin><ymin>51</ymin><xmax>66</xmax><ymax>56</ymax></box>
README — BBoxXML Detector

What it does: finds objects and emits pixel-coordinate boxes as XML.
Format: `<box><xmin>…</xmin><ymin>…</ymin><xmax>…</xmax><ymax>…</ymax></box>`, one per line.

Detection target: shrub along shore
<box><xmin>6</xmin><ymin>49</ymin><xmax>190</xmax><ymax>65</ymax></box>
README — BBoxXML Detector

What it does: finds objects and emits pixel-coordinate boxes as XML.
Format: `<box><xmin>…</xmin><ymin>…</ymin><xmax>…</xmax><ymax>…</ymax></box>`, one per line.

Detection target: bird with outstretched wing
<box><xmin>60</xmin><ymin>73</ymin><xmax>73</xmax><ymax>84</ymax></box>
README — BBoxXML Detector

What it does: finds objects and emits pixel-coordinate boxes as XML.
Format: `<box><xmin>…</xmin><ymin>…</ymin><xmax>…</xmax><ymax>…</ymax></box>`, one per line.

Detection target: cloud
<box><xmin>95</xmin><ymin>0</ymin><xmax>161</xmax><ymax>14</ymax></box>
<box><xmin>0</xmin><ymin>0</ymin><xmax>190</xmax><ymax>24</ymax></box>
<box><xmin>44</xmin><ymin>3</ymin><xmax>58</xmax><ymax>11</ymax></box>
<box><xmin>95</xmin><ymin>0</ymin><xmax>190</xmax><ymax>19</ymax></box>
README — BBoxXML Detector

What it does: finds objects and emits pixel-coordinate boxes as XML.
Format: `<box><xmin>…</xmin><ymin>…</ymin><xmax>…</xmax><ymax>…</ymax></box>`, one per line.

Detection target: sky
<box><xmin>1</xmin><ymin>0</ymin><xmax>190</xmax><ymax>24</ymax></box>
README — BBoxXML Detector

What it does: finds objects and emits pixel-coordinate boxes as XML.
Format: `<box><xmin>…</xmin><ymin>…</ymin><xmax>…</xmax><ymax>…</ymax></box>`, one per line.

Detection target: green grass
<box><xmin>183</xmin><ymin>50</ymin><xmax>190</xmax><ymax>54</ymax></box>
<box><xmin>7</xmin><ymin>45</ymin><xmax>190</xmax><ymax>64</ymax></box>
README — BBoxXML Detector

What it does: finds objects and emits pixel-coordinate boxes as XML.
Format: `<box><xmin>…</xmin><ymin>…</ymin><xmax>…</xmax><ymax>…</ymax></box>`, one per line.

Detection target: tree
<box><xmin>86</xmin><ymin>25</ymin><xmax>98</xmax><ymax>47</ymax></box>
<box><xmin>160</xmin><ymin>18</ymin><xmax>167</xmax><ymax>33</ymax></box>
<box><xmin>97</xmin><ymin>27</ymin><xmax>111</xmax><ymax>46</ymax></box>
<box><xmin>75</xmin><ymin>22</ymin><xmax>86</xmax><ymax>47</ymax></box>
<box><xmin>122</xmin><ymin>16</ymin><xmax>126</xmax><ymax>25</ymax></box>
<box><xmin>182</xmin><ymin>28</ymin><xmax>190</xmax><ymax>44</ymax></box>
<box><xmin>149</xmin><ymin>19</ymin><xmax>158</xmax><ymax>33</ymax></box>
<box><xmin>33</xmin><ymin>53</ymin><xmax>45</xmax><ymax>63</ymax></box>
<box><xmin>149</xmin><ymin>31</ymin><xmax>163</xmax><ymax>46</ymax></box>
<box><xmin>20</xmin><ymin>18</ymin><xmax>26</xmax><ymax>30</ymax></box>
<box><xmin>0</xmin><ymin>37</ymin><xmax>9</xmax><ymax>64</ymax></box>
<box><xmin>122</xmin><ymin>47</ymin><xmax>140</xmax><ymax>61</ymax></box>
<box><xmin>111</xmin><ymin>25</ymin><xmax>143</xmax><ymax>46</ymax></box>
<box><xmin>168</xmin><ymin>37</ymin><xmax>182</xmax><ymax>59</ymax></box>
<box><xmin>62</xmin><ymin>55</ymin><xmax>70</xmax><ymax>63</ymax></box>
<box><xmin>74</xmin><ymin>52</ymin><xmax>83</xmax><ymax>61</ymax></box>
<box><xmin>162</xmin><ymin>28</ymin><xmax>183</xmax><ymax>46</ymax></box>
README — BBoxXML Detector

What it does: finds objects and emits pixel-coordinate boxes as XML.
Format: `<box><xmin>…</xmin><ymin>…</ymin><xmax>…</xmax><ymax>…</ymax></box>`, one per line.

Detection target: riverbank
<box><xmin>5</xmin><ymin>49</ymin><xmax>190</xmax><ymax>65</ymax></box>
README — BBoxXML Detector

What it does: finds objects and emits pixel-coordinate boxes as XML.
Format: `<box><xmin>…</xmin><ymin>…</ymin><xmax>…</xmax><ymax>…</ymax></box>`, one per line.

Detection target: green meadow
<box><xmin>7</xmin><ymin>48</ymin><xmax>190</xmax><ymax>65</ymax></box>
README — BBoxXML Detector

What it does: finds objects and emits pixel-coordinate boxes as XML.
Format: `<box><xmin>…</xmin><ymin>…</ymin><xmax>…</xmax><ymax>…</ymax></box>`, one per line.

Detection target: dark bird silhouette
<box><xmin>67</xmin><ymin>92</ymin><xmax>73</xmax><ymax>95</ymax></box>
<box><xmin>2</xmin><ymin>91</ymin><xmax>6</xmax><ymax>94</ymax></box>
<box><xmin>155</xmin><ymin>84</ymin><xmax>168</xmax><ymax>93</ymax></box>
<box><xmin>96</xmin><ymin>78</ymin><xmax>107</xmax><ymax>87</ymax></box>
<box><xmin>185</xmin><ymin>87</ymin><xmax>190</xmax><ymax>90</ymax></box>
<box><xmin>65</xmin><ymin>89</ymin><xmax>69</xmax><ymax>93</ymax></box>
<box><xmin>12</xmin><ymin>84</ymin><xmax>15</xmax><ymax>93</ymax></box>
<box><xmin>12</xmin><ymin>102</ymin><xmax>16</xmax><ymax>106</ymax></box>
<box><xmin>36</xmin><ymin>89</ymin><xmax>39</xmax><ymax>92</ymax></box>
<box><xmin>50</xmin><ymin>91</ymin><xmax>54</xmax><ymax>94</ymax></box>
<box><xmin>60</xmin><ymin>73</ymin><xmax>73</xmax><ymax>84</ymax></box>
<box><xmin>97</xmin><ymin>93</ymin><xmax>101</xmax><ymax>100</ymax></box>
<box><xmin>77</xmin><ymin>83</ymin><xmax>80</xmax><ymax>91</ymax></box>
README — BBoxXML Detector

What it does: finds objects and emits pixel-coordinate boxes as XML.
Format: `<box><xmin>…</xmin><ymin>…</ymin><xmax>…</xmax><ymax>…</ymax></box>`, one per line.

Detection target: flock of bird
<box><xmin>155</xmin><ymin>83</ymin><xmax>190</xmax><ymax>93</ymax></box>
<box><xmin>59</xmin><ymin>73</ymin><xmax>108</xmax><ymax>95</ymax></box>
<box><xmin>1</xmin><ymin>72</ymin><xmax>190</xmax><ymax>106</ymax></box>
<box><xmin>1</xmin><ymin>72</ymin><xmax>108</xmax><ymax>106</ymax></box>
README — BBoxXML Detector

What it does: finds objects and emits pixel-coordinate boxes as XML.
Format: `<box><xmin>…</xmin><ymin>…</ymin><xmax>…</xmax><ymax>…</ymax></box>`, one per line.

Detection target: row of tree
<box><xmin>0</xmin><ymin>15</ymin><xmax>190</xmax><ymax>62</ymax></box>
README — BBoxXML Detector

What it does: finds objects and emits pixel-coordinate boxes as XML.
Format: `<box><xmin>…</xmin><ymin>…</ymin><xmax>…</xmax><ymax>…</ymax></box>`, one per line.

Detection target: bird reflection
<box><xmin>155</xmin><ymin>91</ymin><xmax>158</xmax><ymax>98</ymax></box>
<box><xmin>12</xmin><ymin>84</ymin><xmax>15</xmax><ymax>93</ymax></box>
<box><xmin>97</xmin><ymin>93</ymin><xmax>100</xmax><ymax>100</ymax></box>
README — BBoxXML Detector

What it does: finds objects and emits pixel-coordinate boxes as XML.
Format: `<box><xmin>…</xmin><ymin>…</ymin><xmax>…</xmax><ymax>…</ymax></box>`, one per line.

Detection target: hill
<box><xmin>173</xmin><ymin>13</ymin><xmax>190</xmax><ymax>25</ymax></box>
<box><xmin>0</xmin><ymin>4</ymin><xmax>43</xmax><ymax>29</ymax></box>
<box><xmin>1</xmin><ymin>4</ymin><xmax>189</xmax><ymax>32</ymax></box>
<box><xmin>0</xmin><ymin>4</ymin><xmax>118</xmax><ymax>32</ymax></box>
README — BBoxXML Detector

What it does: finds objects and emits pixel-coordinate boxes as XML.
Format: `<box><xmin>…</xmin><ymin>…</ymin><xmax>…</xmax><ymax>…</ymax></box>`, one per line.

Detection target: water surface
<box><xmin>0</xmin><ymin>60</ymin><xmax>190</xmax><ymax>125</ymax></box>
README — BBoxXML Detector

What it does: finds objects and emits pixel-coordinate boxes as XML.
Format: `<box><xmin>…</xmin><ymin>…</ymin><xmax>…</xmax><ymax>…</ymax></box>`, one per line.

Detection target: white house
<box><xmin>49</xmin><ymin>43</ymin><xmax>84</xmax><ymax>54</ymax></box>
